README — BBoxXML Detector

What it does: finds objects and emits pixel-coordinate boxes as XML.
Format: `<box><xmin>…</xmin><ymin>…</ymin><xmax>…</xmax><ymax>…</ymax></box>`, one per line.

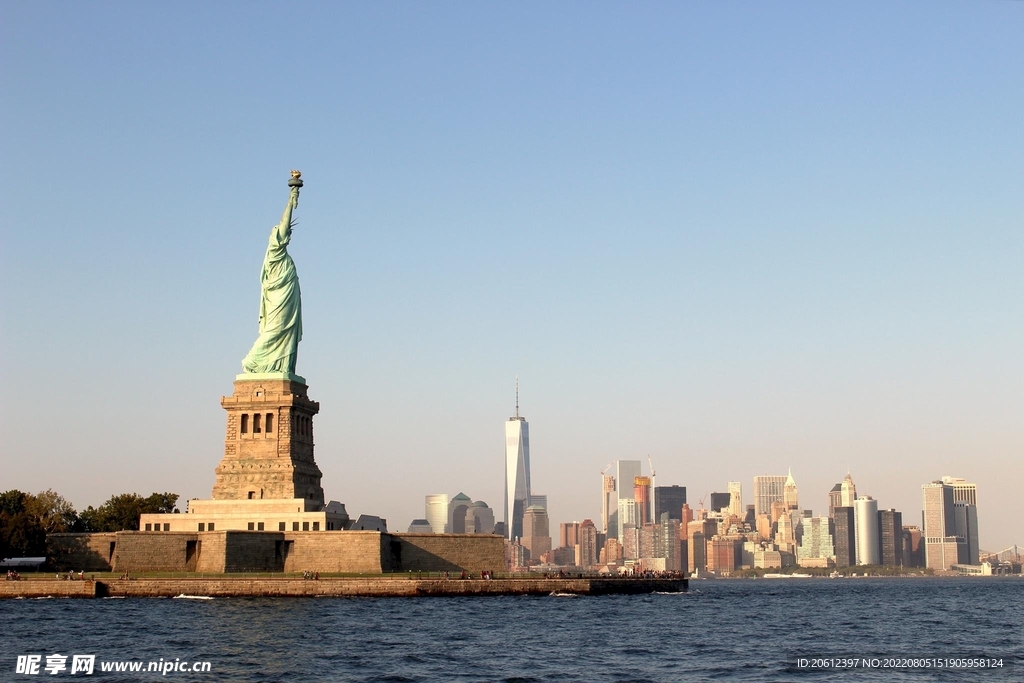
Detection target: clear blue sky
<box><xmin>2</xmin><ymin>3</ymin><xmax>1021</xmax><ymax>550</ymax></box>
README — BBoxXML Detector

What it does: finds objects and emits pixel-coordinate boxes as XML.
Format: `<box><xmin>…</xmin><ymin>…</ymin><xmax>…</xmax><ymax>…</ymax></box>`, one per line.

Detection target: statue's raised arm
<box><xmin>240</xmin><ymin>171</ymin><xmax>305</xmax><ymax>376</ymax></box>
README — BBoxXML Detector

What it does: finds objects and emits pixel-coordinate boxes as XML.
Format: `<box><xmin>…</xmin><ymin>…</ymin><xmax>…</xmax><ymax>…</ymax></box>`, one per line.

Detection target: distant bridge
<box><xmin>982</xmin><ymin>545</ymin><xmax>1021</xmax><ymax>564</ymax></box>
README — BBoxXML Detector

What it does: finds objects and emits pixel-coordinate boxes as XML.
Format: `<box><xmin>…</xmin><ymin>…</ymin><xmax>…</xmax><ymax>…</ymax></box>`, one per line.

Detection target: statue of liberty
<box><xmin>241</xmin><ymin>171</ymin><xmax>305</xmax><ymax>375</ymax></box>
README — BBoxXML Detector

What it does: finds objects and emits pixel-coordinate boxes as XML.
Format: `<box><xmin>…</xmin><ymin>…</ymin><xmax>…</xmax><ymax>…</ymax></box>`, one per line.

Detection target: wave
<box><xmin>173</xmin><ymin>594</ymin><xmax>214</xmax><ymax>600</ymax></box>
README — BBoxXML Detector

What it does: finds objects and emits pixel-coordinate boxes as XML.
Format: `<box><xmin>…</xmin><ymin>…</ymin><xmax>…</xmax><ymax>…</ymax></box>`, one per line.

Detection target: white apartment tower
<box><xmin>504</xmin><ymin>378</ymin><xmax>531</xmax><ymax>540</ymax></box>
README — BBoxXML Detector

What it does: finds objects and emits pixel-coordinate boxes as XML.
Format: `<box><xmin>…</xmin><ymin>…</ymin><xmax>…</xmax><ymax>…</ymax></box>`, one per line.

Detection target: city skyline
<box><xmin>418</xmin><ymin>449</ymin><xmax>1001</xmax><ymax>562</ymax></box>
<box><xmin>2</xmin><ymin>4</ymin><xmax>1021</xmax><ymax>551</ymax></box>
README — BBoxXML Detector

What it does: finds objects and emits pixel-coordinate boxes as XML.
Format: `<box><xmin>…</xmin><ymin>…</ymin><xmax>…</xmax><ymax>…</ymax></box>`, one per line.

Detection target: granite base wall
<box><xmin>391</xmin><ymin>534</ymin><xmax>505</xmax><ymax>573</ymax></box>
<box><xmin>47</xmin><ymin>533</ymin><xmax>118</xmax><ymax>571</ymax></box>
<box><xmin>222</xmin><ymin>531</ymin><xmax>283</xmax><ymax>572</ymax></box>
<box><xmin>47</xmin><ymin>531</ymin><xmax>502</xmax><ymax>574</ymax></box>
<box><xmin>113</xmin><ymin>532</ymin><xmax>202</xmax><ymax>572</ymax></box>
<box><xmin>282</xmin><ymin>531</ymin><xmax>387</xmax><ymax>573</ymax></box>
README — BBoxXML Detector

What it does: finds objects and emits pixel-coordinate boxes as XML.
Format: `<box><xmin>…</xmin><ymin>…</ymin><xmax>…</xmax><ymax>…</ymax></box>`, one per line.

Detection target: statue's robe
<box><xmin>242</xmin><ymin>217</ymin><xmax>302</xmax><ymax>374</ymax></box>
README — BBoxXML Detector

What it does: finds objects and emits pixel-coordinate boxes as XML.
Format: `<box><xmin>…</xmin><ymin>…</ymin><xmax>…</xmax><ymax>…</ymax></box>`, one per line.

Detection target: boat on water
<box><xmin>762</xmin><ymin>573</ymin><xmax>813</xmax><ymax>579</ymax></box>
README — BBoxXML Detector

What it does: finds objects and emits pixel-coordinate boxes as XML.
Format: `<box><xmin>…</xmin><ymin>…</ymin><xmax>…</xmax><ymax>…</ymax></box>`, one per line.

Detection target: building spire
<box><xmin>515</xmin><ymin>375</ymin><xmax>519</xmax><ymax>418</ymax></box>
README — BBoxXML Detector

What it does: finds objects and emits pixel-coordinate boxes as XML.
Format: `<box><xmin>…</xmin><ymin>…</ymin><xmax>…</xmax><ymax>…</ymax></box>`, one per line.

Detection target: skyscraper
<box><xmin>709</xmin><ymin>492</ymin><xmax>731</xmax><ymax>513</ymax></box>
<box><xmin>834</xmin><ymin>506</ymin><xmax>856</xmax><ymax>567</ymax></box>
<box><xmin>687</xmin><ymin>519</ymin><xmax>716</xmax><ymax>574</ymax></box>
<box><xmin>708</xmin><ymin>538</ymin><xmax>739</xmax><ymax>575</ymax></box>
<box><xmin>654</xmin><ymin>485</ymin><xmax>686</xmax><ymax>522</ymax></box>
<box><xmin>840</xmin><ymin>472</ymin><xmax>857</xmax><ymax>507</ymax></box>
<box><xmin>464</xmin><ymin>501</ymin><xmax>495</xmax><ymax>534</ymax></box>
<box><xmin>922</xmin><ymin>481</ymin><xmax>959</xmax><ymax>570</ymax></box>
<box><xmin>941</xmin><ymin>475</ymin><xmax>978</xmax><ymax>506</ymax></box>
<box><xmin>954</xmin><ymin>502</ymin><xmax>979</xmax><ymax>565</ymax></box>
<box><xmin>560</xmin><ymin>521</ymin><xmax>580</xmax><ymax>549</ymax></box>
<box><xmin>425</xmin><ymin>493</ymin><xmax>449</xmax><ymax>534</ymax></box>
<box><xmin>797</xmin><ymin>515</ymin><xmax>834</xmax><ymax>565</ymax></box>
<box><xmin>448</xmin><ymin>492</ymin><xmax>473</xmax><ymax>533</ymax></box>
<box><xmin>608</xmin><ymin>460</ymin><xmax>642</xmax><ymax>540</ymax></box>
<box><xmin>655</xmin><ymin>514</ymin><xmax>682</xmax><ymax>571</ymax></box>
<box><xmin>504</xmin><ymin>379</ymin><xmax>531</xmax><ymax>540</ymax></box>
<box><xmin>828</xmin><ymin>483</ymin><xmax>842</xmax><ymax>519</ymax></box>
<box><xmin>775</xmin><ymin>510</ymin><xmax>797</xmax><ymax>551</ymax></box>
<box><xmin>783</xmin><ymin>468</ymin><xmax>799</xmax><ymax>510</ymax></box>
<box><xmin>601</xmin><ymin>475</ymin><xmax>616</xmax><ymax>536</ymax></box>
<box><xmin>854</xmin><ymin>496</ymin><xmax>880</xmax><ymax>565</ymax></box>
<box><xmin>728</xmin><ymin>481</ymin><xmax>743</xmax><ymax>517</ymax></box>
<box><xmin>634</xmin><ymin>477</ymin><xmax>652</xmax><ymax>526</ymax></box>
<box><xmin>943</xmin><ymin>476</ymin><xmax>979</xmax><ymax>564</ymax></box>
<box><xmin>681</xmin><ymin>503</ymin><xmax>693</xmax><ymax>526</ymax></box>
<box><xmin>902</xmin><ymin>526</ymin><xmax>924</xmax><ymax>567</ymax></box>
<box><xmin>522</xmin><ymin>505</ymin><xmax>551</xmax><ymax>562</ymax></box>
<box><xmin>753</xmin><ymin>475</ymin><xmax>787</xmax><ymax>517</ymax></box>
<box><xmin>577</xmin><ymin>519</ymin><xmax>598</xmax><ymax>567</ymax></box>
<box><xmin>621</xmin><ymin>524</ymin><xmax>639</xmax><ymax>560</ymax></box>
<box><xmin>618</xmin><ymin>497</ymin><xmax>639</xmax><ymax>531</ymax></box>
<box><xmin>878</xmin><ymin>509</ymin><xmax>903</xmax><ymax>567</ymax></box>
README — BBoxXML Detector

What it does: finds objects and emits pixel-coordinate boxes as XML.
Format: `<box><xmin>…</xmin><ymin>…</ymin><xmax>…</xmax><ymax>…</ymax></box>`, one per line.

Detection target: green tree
<box><xmin>143</xmin><ymin>492</ymin><xmax>180</xmax><ymax>515</ymax></box>
<box><xmin>77</xmin><ymin>506</ymin><xmax>103</xmax><ymax>533</ymax></box>
<box><xmin>25</xmin><ymin>489</ymin><xmax>79</xmax><ymax>533</ymax></box>
<box><xmin>0</xmin><ymin>492</ymin><xmax>21</xmax><ymax>559</ymax></box>
<box><xmin>1</xmin><ymin>489</ymin><xmax>71</xmax><ymax>558</ymax></box>
<box><xmin>1</xmin><ymin>512</ymin><xmax>47</xmax><ymax>557</ymax></box>
<box><xmin>0</xmin><ymin>490</ymin><xmax>30</xmax><ymax>517</ymax></box>
<box><xmin>79</xmin><ymin>492</ymin><xmax>180</xmax><ymax>532</ymax></box>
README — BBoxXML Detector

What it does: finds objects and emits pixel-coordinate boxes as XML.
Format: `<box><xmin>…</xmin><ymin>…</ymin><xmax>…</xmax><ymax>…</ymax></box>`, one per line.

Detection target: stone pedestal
<box><xmin>213</xmin><ymin>374</ymin><xmax>325</xmax><ymax>505</ymax></box>
<box><xmin>139</xmin><ymin>373</ymin><xmax>351</xmax><ymax>537</ymax></box>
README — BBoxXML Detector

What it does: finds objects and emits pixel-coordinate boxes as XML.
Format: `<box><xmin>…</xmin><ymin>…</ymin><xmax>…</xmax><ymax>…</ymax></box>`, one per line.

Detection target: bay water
<box><xmin>3</xmin><ymin>577</ymin><xmax>1021</xmax><ymax>681</ymax></box>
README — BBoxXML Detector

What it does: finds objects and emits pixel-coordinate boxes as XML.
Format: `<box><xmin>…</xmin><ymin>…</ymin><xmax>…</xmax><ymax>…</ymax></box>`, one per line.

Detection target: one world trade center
<box><xmin>504</xmin><ymin>379</ymin><xmax>531</xmax><ymax>540</ymax></box>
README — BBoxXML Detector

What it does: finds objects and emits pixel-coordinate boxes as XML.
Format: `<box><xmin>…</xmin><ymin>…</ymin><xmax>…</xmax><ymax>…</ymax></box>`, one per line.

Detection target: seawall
<box><xmin>1</xmin><ymin>577</ymin><xmax>686</xmax><ymax>599</ymax></box>
<box><xmin>47</xmin><ymin>531</ymin><xmax>507</xmax><ymax>575</ymax></box>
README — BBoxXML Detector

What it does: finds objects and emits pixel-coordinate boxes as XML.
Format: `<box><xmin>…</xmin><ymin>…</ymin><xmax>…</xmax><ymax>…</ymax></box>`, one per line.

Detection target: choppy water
<box><xmin>3</xmin><ymin>577</ymin><xmax>1022</xmax><ymax>681</ymax></box>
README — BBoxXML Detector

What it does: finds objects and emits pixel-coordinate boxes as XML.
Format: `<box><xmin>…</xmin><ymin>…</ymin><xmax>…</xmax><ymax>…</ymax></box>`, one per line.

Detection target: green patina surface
<box><xmin>241</xmin><ymin>177</ymin><xmax>304</xmax><ymax>375</ymax></box>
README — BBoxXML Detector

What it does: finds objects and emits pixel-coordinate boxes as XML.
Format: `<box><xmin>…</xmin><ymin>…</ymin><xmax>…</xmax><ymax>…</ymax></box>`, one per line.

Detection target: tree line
<box><xmin>0</xmin><ymin>489</ymin><xmax>179</xmax><ymax>559</ymax></box>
